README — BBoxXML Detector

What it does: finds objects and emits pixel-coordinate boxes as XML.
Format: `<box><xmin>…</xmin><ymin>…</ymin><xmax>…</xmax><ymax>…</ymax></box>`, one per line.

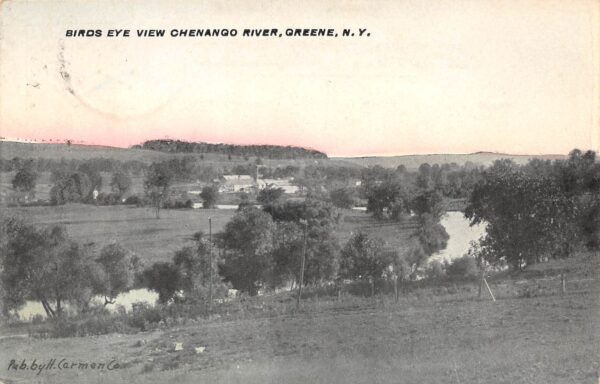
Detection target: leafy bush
<box><xmin>96</xmin><ymin>192</ymin><xmax>122</xmax><ymax>205</ymax></box>
<box><xmin>47</xmin><ymin>312</ymin><xmax>136</xmax><ymax>338</ymax></box>
<box><xmin>329</xmin><ymin>187</ymin><xmax>356</xmax><ymax>209</ymax></box>
<box><xmin>162</xmin><ymin>199</ymin><xmax>193</xmax><ymax>209</ymax></box>
<box><xmin>445</xmin><ymin>255</ymin><xmax>479</xmax><ymax>280</ymax></box>
<box><xmin>124</xmin><ymin>195</ymin><xmax>143</xmax><ymax>205</ymax></box>
<box><xmin>427</xmin><ymin>260</ymin><xmax>446</xmax><ymax>280</ymax></box>
<box><xmin>128</xmin><ymin>302</ymin><xmax>163</xmax><ymax>331</ymax></box>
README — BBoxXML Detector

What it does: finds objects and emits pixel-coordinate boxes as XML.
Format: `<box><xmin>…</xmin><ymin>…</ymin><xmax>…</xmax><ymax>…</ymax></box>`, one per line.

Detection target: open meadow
<box><xmin>0</xmin><ymin>204</ymin><xmax>422</xmax><ymax>264</ymax></box>
<box><xmin>1</xmin><ymin>204</ymin><xmax>235</xmax><ymax>264</ymax></box>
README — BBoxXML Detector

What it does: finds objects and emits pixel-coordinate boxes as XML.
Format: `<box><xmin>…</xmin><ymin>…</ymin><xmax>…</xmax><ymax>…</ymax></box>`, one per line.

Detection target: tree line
<box><xmin>135</xmin><ymin>139</ymin><xmax>328</xmax><ymax>159</ymax></box>
<box><xmin>7</xmin><ymin>154</ymin><xmax>485</xmax><ymax>211</ymax></box>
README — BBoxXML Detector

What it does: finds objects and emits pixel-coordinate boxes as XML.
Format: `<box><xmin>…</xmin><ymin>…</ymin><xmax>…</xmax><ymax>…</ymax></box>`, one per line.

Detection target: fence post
<box><xmin>296</xmin><ymin>220</ymin><xmax>308</xmax><ymax>310</ymax></box>
<box><xmin>208</xmin><ymin>217</ymin><xmax>213</xmax><ymax>312</ymax></box>
<box><xmin>478</xmin><ymin>268</ymin><xmax>484</xmax><ymax>299</ymax></box>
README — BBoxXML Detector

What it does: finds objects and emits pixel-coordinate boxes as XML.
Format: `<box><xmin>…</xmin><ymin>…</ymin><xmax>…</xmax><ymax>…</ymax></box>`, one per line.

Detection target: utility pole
<box><xmin>208</xmin><ymin>217</ymin><xmax>213</xmax><ymax>312</ymax></box>
<box><xmin>297</xmin><ymin>219</ymin><xmax>308</xmax><ymax>309</ymax></box>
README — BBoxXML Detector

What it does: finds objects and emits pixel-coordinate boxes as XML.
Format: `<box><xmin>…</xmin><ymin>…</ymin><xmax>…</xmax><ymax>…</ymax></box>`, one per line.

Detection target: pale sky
<box><xmin>0</xmin><ymin>0</ymin><xmax>598</xmax><ymax>157</ymax></box>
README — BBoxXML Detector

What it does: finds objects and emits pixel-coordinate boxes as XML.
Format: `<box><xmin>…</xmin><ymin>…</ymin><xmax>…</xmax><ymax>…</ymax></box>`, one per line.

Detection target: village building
<box><xmin>256</xmin><ymin>178</ymin><xmax>299</xmax><ymax>194</ymax></box>
<box><xmin>219</xmin><ymin>175</ymin><xmax>256</xmax><ymax>193</ymax></box>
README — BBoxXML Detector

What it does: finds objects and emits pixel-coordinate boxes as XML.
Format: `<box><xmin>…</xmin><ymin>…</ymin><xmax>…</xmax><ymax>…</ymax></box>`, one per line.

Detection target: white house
<box><xmin>219</xmin><ymin>175</ymin><xmax>256</xmax><ymax>193</ymax></box>
<box><xmin>257</xmin><ymin>178</ymin><xmax>299</xmax><ymax>194</ymax></box>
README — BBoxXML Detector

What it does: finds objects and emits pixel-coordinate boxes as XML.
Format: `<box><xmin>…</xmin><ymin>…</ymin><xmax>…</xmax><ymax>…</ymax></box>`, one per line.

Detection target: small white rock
<box><xmin>174</xmin><ymin>342</ymin><xmax>183</xmax><ymax>351</ymax></box>
<box><xmin>195</xmin><ymin>346</ymin><xmax>206</xmax><ymax>354</ymax></box>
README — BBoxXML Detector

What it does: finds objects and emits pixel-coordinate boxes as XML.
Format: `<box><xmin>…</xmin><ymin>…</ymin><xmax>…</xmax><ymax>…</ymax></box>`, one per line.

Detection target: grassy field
<box><xmin>0</xmin><ymin>205</ymin><xmax>421</xmax><ymax>264</ymax></box>
<box><xmin>1</xmin><ymin>205</ymin><xmax>235</xmax><ymax>264</ymax></box>
<box><xmin>0</xmin><ymin>253</ymin><xmax>598</xmax><ymax>384</ymax></box>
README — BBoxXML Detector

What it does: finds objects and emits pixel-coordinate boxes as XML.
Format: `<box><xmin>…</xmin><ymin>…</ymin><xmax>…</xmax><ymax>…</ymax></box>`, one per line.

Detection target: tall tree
<box><xmin>265</xmin><ymin>199</ymin><xmax>340</xmax><ymax>285</ymax></box>
<box><xmin>12</xmin><ymin>163</ymin><xmax>37</xmax><ymax>199</ymax></box>
<box><xmin>0</xmin><ymin>220</ymin><xmax>95</xmax><ymax>318</ymax></box>
<box><xmin>144</xmin><ymin>162</ymin><xmax>173</xmax><ymax>218</ymax></box>
<box><xmin>257</xmin><ymin>187</ymin><xmax>285</xmax><ymax>206</ymax></box>
<box><xmin>410</xmin><ymin>189</ymin><xmax>445</xmax><ymax>220</ymax></box>
<box><xmin>95</xmin><ymin>243</ymin><xmax>136</xmax><ymax>306</ymax></box>
<box><xmin>77</xmin><ymin>162</ymin><xmax>103</xmax><ymax>199</ymax></box>
<box><xmin>173</xmin><ymin>232</ymin><xmax>224</xmax><ymax>300</ymax></box>
<box><xmin>218</xmin><ymin>207</ymin><xmax>275</xmax><ymax>295</ymax></box>
<box><xmin>329</xmin><ymin>187</ymin><xmax>356</xmax><ymax>209</ymax></box>
<box><xmin>50</xmin><ymin>172</ymin><xmax>92</xmax><ymax>205</ymax></box>
<box><xmin>110</xmin><ymin>171</ymin><xmax>132</xmax><ymax>198</ymax></box>
<box><xmin>141</xmin><ymin>262</ymin><xmax>181</xmax><ymax>303</ymax></box>
<box><xmin>466</xmin><ymin>159</ymin><xmax>578</xmax><ymax>269</ymax></box>
<box><xmin>339</xmin><ymin>232</ymin><xmax>393</xmax><ymax>296</ymax></box>
<box><xmin>200</xmin><ymin>185</ymin><xmax>219</xmax><ymax>209</ymax></box>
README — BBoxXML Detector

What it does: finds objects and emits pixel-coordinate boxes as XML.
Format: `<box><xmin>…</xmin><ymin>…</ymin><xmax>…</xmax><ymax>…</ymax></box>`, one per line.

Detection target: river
<box><xmin>16</xmin><ymin>289</ymin><xmax>159</xmax><ymax>321</ymax></box>
<box><xmin>429</xmin><ymin>211</ymin><xmax>486</xmax><ymax>263</ymax></box>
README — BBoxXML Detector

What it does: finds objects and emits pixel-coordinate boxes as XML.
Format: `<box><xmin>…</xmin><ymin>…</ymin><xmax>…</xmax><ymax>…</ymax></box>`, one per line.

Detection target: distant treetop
<box><xmin>133</xmin><ymin>139</ymin><xmax>327</xmax><ymax>160</ymax></box>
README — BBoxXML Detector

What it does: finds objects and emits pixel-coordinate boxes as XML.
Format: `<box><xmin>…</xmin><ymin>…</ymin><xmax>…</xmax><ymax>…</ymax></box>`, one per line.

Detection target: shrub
<box><xmin>96</xmin><ymin>192</ymin><xmax>121</xmax><ymax>205</ymax></box>
<box><xmin>427</xmin><ymin>260</ymin><xmax>446</xmax><ymax>280</ymax></box>
<box><xmin>237</xmin><ymin>200</ymin><xmax>253</xmax><ymax>211</ymax></box>
<box><xmin>47</xmin><ymin>313</ymin><xmax>136</xmax><ymax>338</ymax></box>
<box><xmin>141</xmin><ymin>363</ymin><xmax>155</xmax><ymax>374</ymax></box>
<box><xmin>446</xmin><ymin>255</ymin><xmax>479</xmax><ymax>280</ymax></box>
<box><xmin>162</xmin><ymin>199</ymin><xmax>193</xmax><ymax>209</ymax></box>
<box><xmin>129</xmin><ymin>302</ymin><xmax>163</xmax><ymax>331</ymax></box>
<box><xmin>329</xmin><ymin>187</ymin><xmax>355</xmax><ymax>209</ymax></box>
<box><xmin>124</xmin><ymin>195</ymin><xmax>143</xmax><ymax>205</ymax></box>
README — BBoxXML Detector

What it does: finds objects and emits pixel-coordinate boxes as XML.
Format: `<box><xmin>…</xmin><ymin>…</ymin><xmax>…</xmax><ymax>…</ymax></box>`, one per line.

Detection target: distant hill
<box><xmin>136</xmin><ymin>139</ymin><xmax>328</xmax><ymax>160</ymax></box>
<box><xmin>334</xmin><ymin>152</ymin><xmax>567</xmax><ymax>170</ymax></box>
<box><xmin>0</xmin><ymin>140</ymin><xmax>343</xmax><ymax>168</ymax></box>
<box><xmin>0</xmin><ymin>141</ymin><xmax>171</xmax><ymax>162</ymax></box>
<box><xmin>0</xmin><ymin>141</ymin><xmax>568</xmax><ymax>170</ymax></box>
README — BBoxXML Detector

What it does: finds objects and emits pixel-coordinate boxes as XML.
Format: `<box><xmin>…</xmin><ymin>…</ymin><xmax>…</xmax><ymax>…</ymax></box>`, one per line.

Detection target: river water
<box><xmin>16</xmin><ymin>289</ymin><xmax>159</xmax><ymax>320</ymax></box>
<box><xmin>15</xmin><ymin>211</ymin><xmax>484</xmax><ymax>320</ymax></box>
<box><xmin>429</xmin><ymin>211</ymin><xmax>486</xmax><ymax>263</ymax></box>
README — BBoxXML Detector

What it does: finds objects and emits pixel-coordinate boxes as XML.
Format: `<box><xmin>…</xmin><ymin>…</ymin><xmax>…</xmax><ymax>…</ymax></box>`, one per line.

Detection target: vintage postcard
<box><xmin>0</xmin><ymin>0</ymin><xmax>599</xmax><ymax>383</ymax></box>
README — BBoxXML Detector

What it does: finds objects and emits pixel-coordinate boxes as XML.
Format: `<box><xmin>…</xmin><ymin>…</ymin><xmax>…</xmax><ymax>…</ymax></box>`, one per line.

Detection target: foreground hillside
<box><xmin>0</xmin><ymin>253</ymin><xmax>598</xmax><ymax>384</ymax></box>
